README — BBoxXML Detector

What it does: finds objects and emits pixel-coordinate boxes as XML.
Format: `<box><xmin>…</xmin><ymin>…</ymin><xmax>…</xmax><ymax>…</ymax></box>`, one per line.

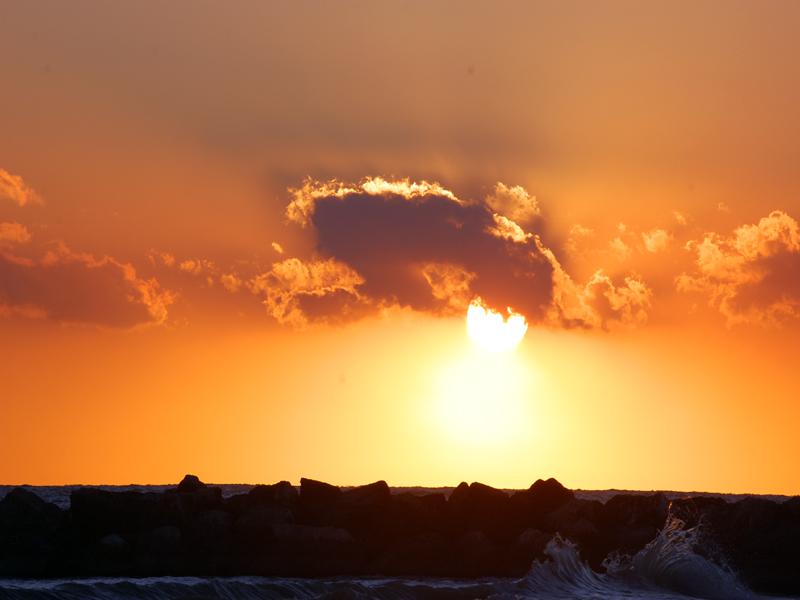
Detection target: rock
<box><xmin>457</xmin><ymin>530</ymin><xmax>499</xmax><ymax>575</ymax></box>
<box><xmin>177</xmin><ymin>475</ymin><xmax>206</xmax><ymax>494</ymax></box>
<box><xmin>70</xmin><ymin>486</ymin><xmax>224</xmax><ymax>539</ymax></box>
<box><xmin>268</xmin><ymin>524</ymin><xmax>363</xmax><ymax>575</ymax></box>
<box><xmin>233</xmin><ymin>506</ymin><xmax>293</xmax><ymax>551</ymax></box>
<box><xmin>340</xmin><ymin>481</ymin><xmax>390</xmax><ymax>509</ymax></box>
<box><xmin>96</xmin><ymin>534</ymin><xmax>132</xmax><ymax>559</ymax></box>
<box><xmin>501</xmin><ymin>528</ymin><xmax>551</xmax><ymax>575</ymax></box>
<box><xmin>0</xmin><ymin>487</ymin><xmax>62</xmax><ymax>535</ymax></box>
<box><xmin>448</xmin><ymin>482</ymin><xmax>513</xmax><ymax>545</ymax></box>
<box><xmin>0</xmin><ymin>488</ymin><xmax>63</xmax><ymax>576</ymax></box>
<box><xmin>596</xmin><ymin>492</ymin><xmax>669</xmax><ymax>557</ymax></box>
<box><xmin>249</xmin><ymin>481</ymin><xmax>298</xmax><ymax>508</ymax></box>
<box><xmin>186</xmin><ymin>510</ymin><xmax>233</xmax><ymax>553</ymax></box>
<box><xmin>300</xmin><ymin>478</ymin><xmax>341</xmax><ymax>503</ymax></box>
<box><xmin>138</xmin><ymin>525</ymin><xmax>182</xmax><ymax>556</ymax></box>
<box><xmin>375</xmin><ymin>532</ymin><xmax>462</xmax><ymax>576</ymax></box>
<box><xmin>508</xmin><ymin>478</ymin><xmax>574</xmax><ymax>532</ymax></box>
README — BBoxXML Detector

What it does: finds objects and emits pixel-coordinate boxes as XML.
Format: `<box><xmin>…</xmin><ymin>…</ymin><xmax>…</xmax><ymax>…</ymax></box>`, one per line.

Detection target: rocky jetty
<box><xmin>1</xmin><ymin>476</ymin><xmax>799</xmax><ymax>595</ymax></box>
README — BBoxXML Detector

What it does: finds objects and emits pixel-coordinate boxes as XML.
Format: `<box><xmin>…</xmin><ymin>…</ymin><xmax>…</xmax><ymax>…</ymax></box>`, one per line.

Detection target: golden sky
<box><xmin>2</xmin><ymin>1</ymin><xmax>800</xmax><ymax>493</ymax></box>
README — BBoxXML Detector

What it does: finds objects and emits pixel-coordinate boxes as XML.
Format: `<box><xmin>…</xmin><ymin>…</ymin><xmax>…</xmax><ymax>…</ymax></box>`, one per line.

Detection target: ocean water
<box><xmin>0</xmin><ymin>486</ymin><xmax>796</xmax><ymax>600</ymax></box>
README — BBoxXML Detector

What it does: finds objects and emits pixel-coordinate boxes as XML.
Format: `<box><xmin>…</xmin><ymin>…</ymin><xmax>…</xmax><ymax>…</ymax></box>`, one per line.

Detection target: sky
<box><xmin>2</xmin><ymin>0</ymin><xmax>800</xmax><ymax>494</ymax></box>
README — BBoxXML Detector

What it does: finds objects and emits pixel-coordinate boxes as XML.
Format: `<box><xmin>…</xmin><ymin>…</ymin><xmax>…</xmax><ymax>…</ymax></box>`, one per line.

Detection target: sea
<box><xmin>1</xmin><ymin>485</ymin><xmax>796</xmax><ymax>600</ymax></box>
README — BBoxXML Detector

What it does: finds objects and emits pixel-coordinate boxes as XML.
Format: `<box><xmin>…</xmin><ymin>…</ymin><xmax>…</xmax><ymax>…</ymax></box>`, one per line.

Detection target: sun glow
<box><xmin>434</xmin><ymin>349</ymin><xmax>532</xmax><ymax>446</ymax></box>
<box><xmin>466</xmin><ymin>298</ymin><xmax>528</xmax><ymax>352</ymax></box>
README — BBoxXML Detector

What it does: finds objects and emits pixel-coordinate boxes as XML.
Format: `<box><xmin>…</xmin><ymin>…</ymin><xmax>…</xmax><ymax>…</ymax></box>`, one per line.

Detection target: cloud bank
<box><xmin>0</xmin><ymin>168</ymin><xmax>172</xmax><ymax>328</ymax></box>
<box><xmin>678</xmin><ymin>211</ymin><xmax>800</xmax><ymax>326</ymax></box>
<box><xmin>247</xmin><ymin>177</ymin><xmax>653</xmax><ymax>330</ymax></box>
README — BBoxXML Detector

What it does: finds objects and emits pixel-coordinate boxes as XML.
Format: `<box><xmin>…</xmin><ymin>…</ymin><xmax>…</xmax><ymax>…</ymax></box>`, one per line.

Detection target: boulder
<box><xmin>375</xmin><ymin>532</ymin><xmax>462</xmax><ymax>576</ymax></box>
<box><xmin>501</xmin><ymin>528</ymin><xmax>551</xmax><ymax>575</ymax></box>
<box><xmin>300</xmin><ymin>478</ymin><xmax>341</xmax><ymax>503</ymax></box>
<box><xmin>340</xmin><ymin>481</ymin><xmax>390</xmax><ymax>509</ymax></box>
<box><xmin>596</xmin><ymin>492</ymin><xmax>669</xmax><ymax>557</ymax></box>
<box><xmin>249</xmin><ymin>481</ymin><xmax>298</xmax><ymax>508</ymax></box>
<box><xmin>70</xmin><ymin>486</ymin><xmax>224</xmax><ymax>539</ymax></box>
<box><xmin>457</xmin><ymin>530</ymin><xmax>500</xmax><ymax>575</ymax></box>
<box><xmin>186</xmin><ymin>510</ymin><xmax>233</xmax><ymax>553</ymax></box>
<box><xmin>508</xmin><ymin>478</ymin><xmax>574</xmax><ymax>531</ymax></box>
<box><xmin>0</xmin><ymin>488</ymin><xmax>63</xmax><ymax>576</ymax></box>
<box><xmin>0</xmin><ymin>487</ymin><xmax>62</xmax><ymax>535</ymax></box>
<box><xmin>233</xmin><ymin>506</ymin><xmax>293</xmax><ymax>551</ymax></box>
<box><xmin>96</xmin><ymin>534</ymin><xmax>132</xmax><ymax>559</ymax></box>
<box><xmin>177</xmin><ymin>475</ymin><xmax>207</xmax><ymax>494</ymax></box>
<box><xmin>268</xmin><ymin>524</ymin><xmax>363</xmax><ymax>575</ymax></box>
<box><xmin>448</xmin><ymin>482</ymin><xmax>513</xmax><ymax>545</ymax></box>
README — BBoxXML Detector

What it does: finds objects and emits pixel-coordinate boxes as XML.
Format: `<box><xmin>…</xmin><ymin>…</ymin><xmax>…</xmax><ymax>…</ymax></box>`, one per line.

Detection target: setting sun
<box><xmin>466</xmin><ymin>298</ymin><xmax>528</xmax><ymax>352</ymax></box>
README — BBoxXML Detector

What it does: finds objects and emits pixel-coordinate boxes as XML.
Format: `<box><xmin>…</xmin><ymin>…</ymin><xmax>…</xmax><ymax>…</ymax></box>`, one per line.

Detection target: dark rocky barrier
<box><xmin>1</xmin><ymin>475</ymin><xmax>799</xmax><ymax>595</ymax></box>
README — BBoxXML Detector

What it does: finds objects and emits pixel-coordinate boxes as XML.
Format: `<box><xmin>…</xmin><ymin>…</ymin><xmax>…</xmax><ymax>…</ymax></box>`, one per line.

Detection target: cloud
<box><xmin>0</xmin><ymin>222</ymin><xmax>31</xmax><ymax>244</ymax></box>
<box><xmin>282</xmin><ymin>178</ymin><xmax>557</xmax><ymax>327</ymax></box>
<box><xmin>286</xmin><ymin>177</ymin><xmax>458</xmax><ymax>228</ymax></box>
<box><xmin>642</xmin><ymin>228</ymin><xmax>672</xmax><ymax>253</ymax></box>
<box><xmin>179</xmin><ymin>259</ymin><xmax>216</xmax><ymax>275</ymax></box>
<box><xmin>0</xmin><ymin>169</ymin><xmax>44</xmax><ymax>206</ymax></box>
<box><xmin>677</xmin><ymin>210</ymin><xmax>800</xmax><ymax>326</ymax></box>
<box><xmin>220</xmin><ymin>273</ymin><xmax>243</xmax><ymax>292</ymax></box>
<box><xmin>272</xmin><ymin>177</ymin><xmax>654</xmax><ymax>330</ymax></box>
<box><xmin>538</xmin><ymin>241</ymin><xmax>652</xmax><ymax>330</ymax></box>
<box><xmin>565</xmin><ymin>224</ymin><xmax>594</xmax><ymax>255</ymax></box>
<box><xmin>147</xmin><ymin>249</ymin><xmax>175</xmax><ymax>267</ymax></box>
<box><xmin>248</xmin><ymin>257</ymin><xmax>371</xmax><ymax>328</ymax></box>
<box><xmin>0</xmin><ymin>240</ymin><xmax>174</xmax><ymax>328</ymax></box>
<box><xmin>485</xmin><ymin>183</ymin><xmax>540</xmax><ymax>224</ymax></box>
<box><xmin>608</xmin><ymin>237</ymin><xmax>633</xmax><ymax>259</ymax></box>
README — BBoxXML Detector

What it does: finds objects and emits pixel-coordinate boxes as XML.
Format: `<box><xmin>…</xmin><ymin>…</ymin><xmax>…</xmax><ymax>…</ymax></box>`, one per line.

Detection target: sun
<box><xmin>466</xmin><ymin>298</ymin><xmax>528</xmax><ymax>352</ymax></box>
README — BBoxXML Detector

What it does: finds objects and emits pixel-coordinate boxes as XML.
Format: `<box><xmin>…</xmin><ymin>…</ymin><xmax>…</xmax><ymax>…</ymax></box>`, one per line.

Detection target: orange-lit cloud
<box><xmin>539</xmin><ymin>240</ymin><xmax>652</xmax><ymax>330</ymax></box>
<box><xmin>677</xmin><ymin>211</ymin><xmax>800</xmax><ymax>326</ymax></box>
<box><xmin>0</xmin><ymin>222</ymin><xmax>31</xmax><ymax>244</ymax></box>
<box><xmin>248</xmin><ymin>257</ymin><xmax>370</xmax><ymax>328</ymax></box>
<box><xmin>273</xmin><ymin>177</ymin><xmax>657</xmax><ymax>330</ymax></box>
<box><xmin>485</xmin><ymin>183</ymin><xmax>540</xmax><ymax>225</ymax></box>
<box><xmin>284</xmin><ymin>178</ymin><xmax>556</xmax><ymax>325</ymax></box>
<box><xmin>0</xmin><ymin>169</ymin><xmax>43</xmax><ymax>206</ymax></box>
<box><xmin>0</xmin><ymin>242</ymin><xmax>173</xmax><ymax>328</ymax></box>
<box><xmin>642</xmin><ymin>228</ymin><xmax>672</xmax><ymax>253</ymax></box>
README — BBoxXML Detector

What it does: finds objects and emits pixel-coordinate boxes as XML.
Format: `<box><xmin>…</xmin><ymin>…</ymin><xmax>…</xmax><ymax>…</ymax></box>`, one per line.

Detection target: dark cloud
<box><xmin>296</xmin><ymin>179</ymin><xmax>555</xmax><ymax>323</ymax></box>
<box><xmin>0</xmin><ymin>241</ymin><xmax>173</xmax><ymax>328</ymax></box>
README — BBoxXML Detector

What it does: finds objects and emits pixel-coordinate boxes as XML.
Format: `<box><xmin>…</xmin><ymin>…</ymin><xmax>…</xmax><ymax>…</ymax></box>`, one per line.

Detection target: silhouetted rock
<box><xmin>96</xmin><ymin>534</ymin><xmax>132</xmax><ymax>559</ymax></box>
<box><xmin>501</xmin><ymin>528</ymin><xmax>551</xmax><ymax>575</ymax></box>
<box><xmin>0</xmin><ymin>487</ymin><xmax>62</xmax><ymax>536</ymax></box>
<box><xmin>300</xmin><ymin>478</ymin><xmax>341</xmax><ymax>503</ymax></box>
<box><xmin>596</xmin><ymin>492</ymin><xmax>669</xmax><ymax>558</ymax></box>
<box><xmin>375</xmin><ymin>532</ymin><xmax>461</xmax><ymax>576</ymax></box>
<box><xmin>233</xmin><ymin>506</ymin><xmax>293</xmax><ymax>551</ymax></box>
<box><xmin>250</xmin><ymin>481</ymin><xmax>299</xmax><ymax>507</ymax></box>
<box><xmin>508</xmin><ymin>478</ymin><xmax>575</xmax><ymax>532</ymax></box>
<box><xmin>70</xmin><ymin>486</ymin><xmax>224</xmax><ymax>540</ymax></box>
<box><xmin>177</xmin><ymin>475</ymin><xmax>206</xmax><ymax>494</ymax></box>
<box><xmin>340</xmin><ymin>480</ymin><xmax>390</xmax><ymax>508</ymax></box>
<box><xmin>449</xmin><ymin>482</ymin><xmax>513</xmax><ymax>545</ymax></box>
<box><xmin>457</xmin><ymin>530</ymin><xmax>500</xmax><ymax>575</ymax></box>
<box><xmin>0</xmin><ymin>488</ymin><xmax>63</xmax><ymax>576</ymax></box>
<box><xmin>2</xmin><ymin>477</ymin><xmax>799</xmax><ymax>593</ymax></box>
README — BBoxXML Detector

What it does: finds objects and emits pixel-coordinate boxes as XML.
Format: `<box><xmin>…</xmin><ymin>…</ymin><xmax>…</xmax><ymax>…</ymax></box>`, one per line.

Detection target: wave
<box><xmin>0</xmin><ymin>517</ymin><xmax>793</xmax><ymax>600</ymax></box>
<box><xmin>502</xmin><ymin>516</ymin><xmax>759</xmax><ymax>600</ymax></box>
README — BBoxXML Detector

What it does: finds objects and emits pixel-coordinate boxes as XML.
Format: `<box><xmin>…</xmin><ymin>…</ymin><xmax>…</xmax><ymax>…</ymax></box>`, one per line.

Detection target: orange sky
<box><xmin>2</xmin><ymin>1</ymin><xmax>800</xmax><ymax>494</ymax></box>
